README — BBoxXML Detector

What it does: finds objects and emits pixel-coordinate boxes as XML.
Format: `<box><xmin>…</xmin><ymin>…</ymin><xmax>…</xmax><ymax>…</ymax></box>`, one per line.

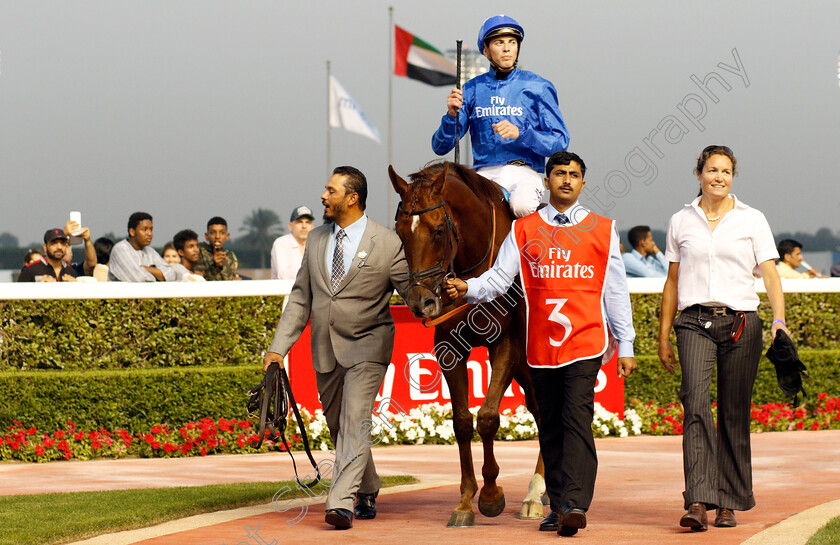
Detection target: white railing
<box><xmin>1</xmin><ymin>278</ymin><xmax>839</xmax><ymax>300</ymax></box>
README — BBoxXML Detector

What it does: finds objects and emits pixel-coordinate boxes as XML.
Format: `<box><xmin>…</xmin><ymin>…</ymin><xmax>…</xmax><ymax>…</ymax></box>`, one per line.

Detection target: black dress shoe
<box><xmin>539</xmin><ymin>510</ymin><xmax>560</xmax><ymax>531</ymax></box>
<box><xmin>558</xmin><ymin>507</ymin><xmax>586</xmax><ymax>537</ymax></box>
<box><xmin>325</xmin><ymin>508</ymin><xmax>353</xmax><ymax>529</ymax></box>
<box><xmin>354</xmin><ymin>492</ymin><xmax>377</xmax><ymax>520</ymax></box>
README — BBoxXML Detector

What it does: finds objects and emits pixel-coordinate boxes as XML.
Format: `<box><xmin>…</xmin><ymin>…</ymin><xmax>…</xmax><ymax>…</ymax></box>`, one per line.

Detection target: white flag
<box><xmin>329</xmin><ymin>75</ymin><xmax>381</xmax><ymax>144</ymax></box>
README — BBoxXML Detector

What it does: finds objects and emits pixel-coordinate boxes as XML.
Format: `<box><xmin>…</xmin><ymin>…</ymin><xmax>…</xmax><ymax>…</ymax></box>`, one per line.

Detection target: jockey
<box><xmin>431</xmin><ymin>15</ymin><xmax>570</xmax><ymax>218</ymax></box>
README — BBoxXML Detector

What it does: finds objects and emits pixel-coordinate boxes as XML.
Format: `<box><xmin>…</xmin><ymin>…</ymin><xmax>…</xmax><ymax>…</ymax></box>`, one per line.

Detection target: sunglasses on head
<box><xmin>702</xmin><ymin>145</ymin><xmax>733</xmax><ymax>155</ymax></box>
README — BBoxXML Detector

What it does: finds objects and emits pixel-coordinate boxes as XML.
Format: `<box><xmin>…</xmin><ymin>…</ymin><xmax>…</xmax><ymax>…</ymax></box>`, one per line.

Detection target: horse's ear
<box><xmin>431</xmin><ymin>162</ymin><xmax>448</xmax><ymax>196</ymax></box>
<box><xmin>388</xmin><ymin>165</ymin><xmax>408</xmax><ymax>197</ymax></box>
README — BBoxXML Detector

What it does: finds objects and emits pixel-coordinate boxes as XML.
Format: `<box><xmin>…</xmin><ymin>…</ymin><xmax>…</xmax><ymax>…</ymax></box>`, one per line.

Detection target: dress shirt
<box><xmin>776</xmin><ymin>262</ymin><xmax>810</xmax><ymax>279</ymax></box>
<box><xmin>325</xmin><ymin>215</ymin><xmax>368</xmax><ymax>280</ymax></box>
<box><xmin>270</xmin><ymin>234</ymin><xmax>304</xmax><ymax>280</ymax></box>
<box><xmin>623</xmin><ymin>249</ymin><xmax>668</xmax><ymax>278</ymax></box>
<box><xmin>464</xmin><ymin>202</ymin><xmax>636</xmax><ymax>358</ymax></box>
<box><xmin>665</xmin><ymin>195</ymin><xmax>778</xmax><ymax>311</ymax></box>
<box><xmin>108</xmin><ymin>240</ymin><xmax>176</xmax><ymax>282</ymax></box>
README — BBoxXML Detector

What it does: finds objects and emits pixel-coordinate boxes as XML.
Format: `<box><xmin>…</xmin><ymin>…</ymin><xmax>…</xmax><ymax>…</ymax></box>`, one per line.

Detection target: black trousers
<box><xmin>531</xmin><ymin>358</ymin><xmax>602</xmax><ymax>512</ymax></box>
<box><xmin>674</xmin><ymin>308</ymin><xmax>763</xmax><ymax>511</ymax></box>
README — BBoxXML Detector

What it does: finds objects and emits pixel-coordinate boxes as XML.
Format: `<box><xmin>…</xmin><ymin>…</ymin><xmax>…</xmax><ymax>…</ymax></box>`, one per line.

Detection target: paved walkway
<box><xmin>2</xmin><ymin>431</ymin><xmax>839</xmax><ymax>544</ymax></box>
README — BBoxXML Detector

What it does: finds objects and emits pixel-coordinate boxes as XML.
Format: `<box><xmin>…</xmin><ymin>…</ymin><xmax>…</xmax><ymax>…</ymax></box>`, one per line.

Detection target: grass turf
<box><xmin>806</xmin><ymin>515</ymin><xmax>840</xmax><ymax>545</ymax></box>
<box><xmin>0</xmin><ymin>475</ymin><xmax>417</xmax><ymax>545</ymax></box>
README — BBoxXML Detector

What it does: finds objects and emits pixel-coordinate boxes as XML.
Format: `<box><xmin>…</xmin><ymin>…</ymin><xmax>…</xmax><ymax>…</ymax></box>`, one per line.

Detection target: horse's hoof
<box><xmin>478</xmin><ymin>489</ymin><xmax>506</xmax><ymax>518</ymax></box>
<box><xmin>541</xmin><ymin>492</ymin><xmax>550</xmax><ymax>505</ymax></box>
<box><xmin>519</xmin><ymin>499</ymin><xmax>544</xmax><ymax>519</ymax></box>
<box><xmin>447</xmin><ymin>510</ymin><xmax>475</xmax><ymax>527</ymax></box>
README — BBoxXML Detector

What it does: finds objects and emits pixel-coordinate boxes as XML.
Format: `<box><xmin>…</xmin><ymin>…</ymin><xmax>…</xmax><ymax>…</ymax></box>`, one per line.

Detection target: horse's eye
<box><xmin>434</xmin><ymin>226</ymin><xmax>445</xmax><ymax>239</ymax></box>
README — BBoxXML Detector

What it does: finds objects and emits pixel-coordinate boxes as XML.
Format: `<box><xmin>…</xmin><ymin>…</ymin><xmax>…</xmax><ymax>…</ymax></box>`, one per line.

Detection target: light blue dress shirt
<box><xmin>464</xmin><ymin>202</ymin><xmax>636</xmax><ymax>358</ymax></box>
<box><xmin>325</xmin><ymin>214</ymin><xmax>368</xmax><ymax>280</ymax></box>
<box><xmin>622</xmin><ymin>249</ymin><xmax>668</xmax><ymax>278</ymax></box>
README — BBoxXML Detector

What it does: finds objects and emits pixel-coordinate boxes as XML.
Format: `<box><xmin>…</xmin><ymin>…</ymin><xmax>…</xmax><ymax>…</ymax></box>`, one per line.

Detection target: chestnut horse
<box><xmin>388</xmin><ymin>162</ymin><xmax>546</xmax><ymax>527</ymax></box>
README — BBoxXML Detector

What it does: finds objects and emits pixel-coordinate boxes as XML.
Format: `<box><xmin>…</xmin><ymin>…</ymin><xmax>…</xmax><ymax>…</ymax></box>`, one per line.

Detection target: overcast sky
<box><xmin>2</xmin><ymin>1</ymin><xmax>839</xmax><ymax>247</ymax></box>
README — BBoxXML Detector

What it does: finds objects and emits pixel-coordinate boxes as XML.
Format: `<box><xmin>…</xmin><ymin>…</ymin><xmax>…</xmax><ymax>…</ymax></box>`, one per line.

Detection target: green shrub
<box><xmin>0</xmin><ymin>366</ymin><xmax>263</xmax><ymax>432</ymax></box>
<box><xmin>0</xmin><ymin>297</ymin><xmax>284</xmax><ymax>370</ymax></box>
<box><xmin>625</xmin><ymin>350</ymin><xmax>840</xmax><ymax>406</ymax></box>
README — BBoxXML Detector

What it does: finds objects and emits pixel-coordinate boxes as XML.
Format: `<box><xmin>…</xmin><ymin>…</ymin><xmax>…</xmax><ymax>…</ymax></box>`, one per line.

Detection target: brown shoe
<box><xmin>714</xmin><ymin>508</ymin><xmax>737</xmax><ymax>528</ymax></box>
<box><xmin>679</xmin><ymin>502</ymin><xmax>708</xmax><ymax>532</ymax></box>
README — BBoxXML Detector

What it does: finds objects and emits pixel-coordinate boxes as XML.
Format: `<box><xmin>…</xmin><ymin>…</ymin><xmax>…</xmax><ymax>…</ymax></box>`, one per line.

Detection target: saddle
<box><xmin>247</xmin><ymin>363</ymin><xmax>321</xmax><ymax>488</ymax></box>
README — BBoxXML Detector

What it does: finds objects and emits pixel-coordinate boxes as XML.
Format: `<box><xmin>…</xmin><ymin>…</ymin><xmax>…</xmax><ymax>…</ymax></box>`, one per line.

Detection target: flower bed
<box><xmin>2</xmin><ymin>395</ymin><xmax>838</xmax><ymax>462</ymax></box>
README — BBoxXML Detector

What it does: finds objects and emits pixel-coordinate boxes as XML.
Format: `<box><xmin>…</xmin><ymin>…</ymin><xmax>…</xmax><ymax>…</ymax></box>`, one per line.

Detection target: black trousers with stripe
<box><xmin>531</xmin><ymin>358</ymin><xmax>602</xmax><ymax>512</ymax></box>
<box><xmin>674</xmin><ymin>308</ymin><xmax>763</xmax><ymax>511</ymax></box>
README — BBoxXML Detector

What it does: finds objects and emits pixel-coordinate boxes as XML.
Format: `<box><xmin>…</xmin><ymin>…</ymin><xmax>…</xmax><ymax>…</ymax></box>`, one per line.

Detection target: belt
<box><xmin>506</xmin><ymin>160</ymin><xmax>527</xmax><ymax>167</ymax></box>
<box><xmin>686</xmin><ymin>304</ymin><xmax>734</xmax><ymax>317</ymax></box>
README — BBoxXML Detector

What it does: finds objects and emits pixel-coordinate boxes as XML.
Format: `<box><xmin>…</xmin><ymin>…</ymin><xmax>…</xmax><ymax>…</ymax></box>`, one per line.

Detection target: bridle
<box><xmin>396</xmin><ymin>187</ymin><xmax>496</xmax><ymax>307</ymax></box>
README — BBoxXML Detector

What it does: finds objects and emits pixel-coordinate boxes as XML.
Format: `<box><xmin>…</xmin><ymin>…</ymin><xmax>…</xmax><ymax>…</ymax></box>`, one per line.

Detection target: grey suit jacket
<box><xmin>268</xmin><ymin>217</ymin><xmax>410</xmax><ymax>373</ymax></box>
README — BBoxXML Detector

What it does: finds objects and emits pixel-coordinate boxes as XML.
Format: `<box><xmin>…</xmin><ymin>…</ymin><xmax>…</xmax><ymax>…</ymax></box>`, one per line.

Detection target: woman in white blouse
<box><xmin>658</xmin><ymin>146</ymin><xmax>789</xmax><ymax>532</ymax></box>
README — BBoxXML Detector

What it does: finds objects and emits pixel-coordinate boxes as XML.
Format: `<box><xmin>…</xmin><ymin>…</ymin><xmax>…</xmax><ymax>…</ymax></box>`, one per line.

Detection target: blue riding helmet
<box><xmin>477</xmin><ymin>15</ymin><xmax>524</xmax><ymax>54</ymax></box>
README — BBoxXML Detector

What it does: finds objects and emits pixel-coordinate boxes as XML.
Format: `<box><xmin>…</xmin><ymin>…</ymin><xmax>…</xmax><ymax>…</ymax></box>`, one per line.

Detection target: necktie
<box><xmin>331</xmin><ymin>229</ymin><xmax>346</xmax><ymax>291</ymax></box>
<box><xmin>555</xmin><ymin>213</ymin><xmax>570</xmax><ymax>225</ymax></box>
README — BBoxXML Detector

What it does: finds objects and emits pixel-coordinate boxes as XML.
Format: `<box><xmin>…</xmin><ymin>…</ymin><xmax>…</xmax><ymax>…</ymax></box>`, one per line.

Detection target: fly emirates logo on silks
<box><xmin>526</xmin><ymin>247</ymin><xmax>596</xmax><ymax>279</ymax></box>
<box><xmin>475</xmin><ymin>96</ymin><xmax>523</xmax><ymax>118</ymax></box>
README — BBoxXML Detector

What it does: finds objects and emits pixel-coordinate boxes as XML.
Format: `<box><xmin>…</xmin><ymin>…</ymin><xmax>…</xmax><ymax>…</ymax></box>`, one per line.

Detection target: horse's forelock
<box><xmin>406</xmin><ymin>161</ymin><xmax>503</xmax><ymax>208</ymax></box>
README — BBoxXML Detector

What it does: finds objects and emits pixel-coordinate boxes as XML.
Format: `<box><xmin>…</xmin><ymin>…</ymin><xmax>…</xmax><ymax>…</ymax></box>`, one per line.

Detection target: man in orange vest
<box><xmin>446</xmin><ymin>151</ymin><xmax>637</xmax><ymax>537</ymax></box>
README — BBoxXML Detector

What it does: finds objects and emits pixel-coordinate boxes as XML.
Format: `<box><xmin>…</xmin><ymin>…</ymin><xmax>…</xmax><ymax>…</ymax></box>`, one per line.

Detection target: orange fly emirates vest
<box><xmin>514</xmin><ymin>211</ymin><xmax>614</xmax><ymax>368</ymax></box>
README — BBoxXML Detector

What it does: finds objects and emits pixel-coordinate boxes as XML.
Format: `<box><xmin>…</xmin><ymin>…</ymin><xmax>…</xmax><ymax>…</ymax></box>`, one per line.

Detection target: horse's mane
<box><xmin>408</xmin><ymin>161</ymin><xmax>504</xmax><ymax>207</ymax></box>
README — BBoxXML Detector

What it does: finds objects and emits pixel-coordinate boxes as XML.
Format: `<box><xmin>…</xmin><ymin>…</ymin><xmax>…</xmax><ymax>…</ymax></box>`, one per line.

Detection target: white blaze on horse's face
<box><xmin>410</xmin><ymin>215</ymin><xmax>420</xmax><ymax>233</ymax></box>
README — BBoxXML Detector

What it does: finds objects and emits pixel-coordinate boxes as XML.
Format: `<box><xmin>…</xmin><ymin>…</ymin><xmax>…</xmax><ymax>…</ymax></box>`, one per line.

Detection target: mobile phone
<box><xmin>70</xmin><ymin>211</ymin><xmax>81</xmax><ymax>225</ymax></box>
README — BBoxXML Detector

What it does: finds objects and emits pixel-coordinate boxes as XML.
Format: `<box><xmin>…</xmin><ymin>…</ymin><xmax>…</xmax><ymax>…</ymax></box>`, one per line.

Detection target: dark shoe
<box><xmin>539</xmin><ymin>510</ymin><xmax>560</xmax><ymax>531</ymax></box>
<box><xmin>680</xmin><ymin>502</ymin><xmax>708</xmax><ymax>532</ymax></box>
<box><xmin>714</xmin><ymin>508</ymin><xmax>737</xmax><ymax>528</ymax></box>
<box><xmin>558</xmin><ymin>507</ymin><xmax>586</xmax><ymax>537</ymax></box>
<box><xmin>354</xmin><ymin>492</ymin><xmax>377</xmax><ymax>520</ymax></box>
<box><xmin>325</xmin><ymin>508</ymin><xmax>353</xmax><ymax>529</ymax></box>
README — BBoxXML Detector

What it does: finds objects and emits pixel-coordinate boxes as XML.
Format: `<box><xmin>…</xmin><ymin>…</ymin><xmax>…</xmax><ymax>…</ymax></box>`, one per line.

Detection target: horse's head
<box><xmin>389</xmin><ymin>163</ymin><xmax>457</xmax><ymax>319</ymax></box>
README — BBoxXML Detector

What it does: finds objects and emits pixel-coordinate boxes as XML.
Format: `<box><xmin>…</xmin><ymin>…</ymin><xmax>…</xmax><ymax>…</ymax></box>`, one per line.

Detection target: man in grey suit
<box><xmin>263</xmin><ymin>166</ymin><xmax>409</xmax><ymax>530</ymax></box>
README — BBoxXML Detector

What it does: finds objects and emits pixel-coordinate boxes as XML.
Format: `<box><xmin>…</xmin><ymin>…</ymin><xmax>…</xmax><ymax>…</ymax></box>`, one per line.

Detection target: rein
<box><xmin>247</xmin><ymin>363</ymin><xmax>321</xmax><ymax>489</ymax></box>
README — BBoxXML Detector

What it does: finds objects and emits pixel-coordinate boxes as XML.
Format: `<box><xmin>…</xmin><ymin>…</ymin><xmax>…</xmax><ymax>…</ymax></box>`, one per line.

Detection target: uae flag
<box><xmin>394</xmin><ymin>25</ymin><xmax>457</xmax><ymax>86</ymax></box>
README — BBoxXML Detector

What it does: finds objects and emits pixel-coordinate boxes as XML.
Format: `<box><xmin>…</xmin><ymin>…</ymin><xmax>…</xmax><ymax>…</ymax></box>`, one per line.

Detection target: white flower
<box><xmin>319</xmin><ymin>442</ymin><xmax>329</xmax><ymax>451</ymax></box>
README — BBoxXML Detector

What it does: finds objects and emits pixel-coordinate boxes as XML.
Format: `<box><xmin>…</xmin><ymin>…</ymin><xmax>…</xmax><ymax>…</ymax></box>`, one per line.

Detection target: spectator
<box><xmin>623</xmin><ymin>225</ymin><xmax>668</xmax><ymax>278</ymax></box>
<box><xmin>776</xmin><ymin>239</ymin><xmax>820</xmax><ymax>279</ymax></box>
<box><xmin>17</xmin><ymin>229</ymin><xmax>77</xmax><ymax>282</ymax></box>
<box><xmin>171</xmin><ymin>229</ymin><xmax>205</xmax><ymax>282</ymax></box>
<box><xmin>194</xmin><ymin>216</ymin><xmax>240</xmax><ymax>281</ymax></box>
<box><xmin>162</xmin><ymin>242</ymin><xmax>180</xmax><ymax>266</ymax></box>
<box><xmin>63</xmin><ymin>219</ymin><xmax>97</xmax><ymax>277</ymax></box>
<box><xmin>92</xmin><ymin>236</ymin><xmax>114</xmax><ymax>282</ymax></box>
<box><xmin>23</xmin><ymin>249</ymin><xmax>42</xmax><ymax>267</ymax></box>
<box><xmin>271</xmin><ymin>205</ymin><xmax>315</xmax><ymax>280</ymax></box>
<box><xmin>94</xmin><ymin>237</ymin><xmax>114</xmax><ymax>266</ymax></box>
<box><xmin>832</xmin><ymin>259</ymin><xmax>840</xmax><ymax>278</ymax></box>
<box><xmin>108</xmin><ymin>212</ymin><xmax>175</xmax><ymax>282</ymax></box>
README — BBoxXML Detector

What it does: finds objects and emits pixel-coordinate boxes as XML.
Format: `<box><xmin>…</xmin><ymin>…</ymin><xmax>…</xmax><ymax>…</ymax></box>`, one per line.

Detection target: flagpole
<box><xmin>326</xmin><ymin>60</ymin><xmax>331</xmax><ymax>180</ymax></box>
<box><xmin>387</xmin><ymin>5</ymin><xmax>394</xmax><ymax>227</ymax></box>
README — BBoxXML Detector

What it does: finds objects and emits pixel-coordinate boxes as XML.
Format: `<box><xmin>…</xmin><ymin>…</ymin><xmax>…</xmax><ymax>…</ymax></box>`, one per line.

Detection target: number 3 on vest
<box><xmin>546</xmin><ymin>298</ymin><xmax>573</xmax><ymax>347</ymax></box>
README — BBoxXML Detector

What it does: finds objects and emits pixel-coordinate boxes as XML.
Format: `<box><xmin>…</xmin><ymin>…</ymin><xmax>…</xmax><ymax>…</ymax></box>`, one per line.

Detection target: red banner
<box><xmin>288</xmin><ymin>306</ymin><xmax>624</xmax><ymax>418</ymax></box>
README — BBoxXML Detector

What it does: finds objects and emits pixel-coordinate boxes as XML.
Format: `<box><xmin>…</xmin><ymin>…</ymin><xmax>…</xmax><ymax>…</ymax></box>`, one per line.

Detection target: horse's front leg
<box><xmin>476</xmin><ymin>335</ymin><xmax>517</xmax><ymax>517</ymax></box>
<box><xmin>441</xmin><ymin>359</ymin><xmax>478</xmax><ymax>527</ymax></box>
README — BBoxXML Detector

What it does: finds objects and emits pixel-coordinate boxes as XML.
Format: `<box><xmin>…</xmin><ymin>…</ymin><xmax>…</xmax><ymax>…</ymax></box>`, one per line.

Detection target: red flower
<box><xmin>151</xmin><ymin>441</ymin><xmax>161</xmax><ymax>449</ymax></box>
<box><xmin>796</xmin><ymin>421</ymin><xmax>805</xmax><ymax>430</ymax></box>
<box><xmin>144</xmin><ymin>434</ymin><xmax>154</xmax><ymax>444</ymax></box>
<box><xmin>151</xmin><ymin>425</ymin><xmax>162</xmax><ymax>434</ymax></box>
<box><xmin>237</xmin><ymin>438</ymin><xmax>246</xmax><ymax>448</ymax></box>
<box><xmin>91</xmin><ymin>440</ymin><xmax>101</xmax><ymax>450</ymax></box>
<box><xmin>63</xmin><ymin>450</ymin><xmax>72</xmax><ymax>460</ymax></box>
<box><xmin>9</xmin><ymin>441</ymin><xmax>19</xmax><ymax>450</ymax></box>
<box><xmin>57</xmin><ymin>440</ymin><xmax>69</xmax><ymax>451</ymax></box>
<box><xmin>200</xmin><ymin>446</ymin><xmax>207</xmax><ymax>456</ymax></box>
<box><xmin>35</xmin><ymin>445</ymin><xmax>45</xmax><ymax>456</ymax></box>
<box><xmin>27</xmin><ymin>427</ymin><xmax>37</xmax><ymax>435</ymax></box>
<box><xmin>818</xmin><ymin>393</ymin><xmax>828</xmax><ymax>401</ymax></box>
<box><xmin>811</xmin><ymin>422</ymin><xmax>821</xmax><ymax>431</ymax></box>
<box><xmin>54</xmin><ymin>430</ymin><xmax>65</xmax><ymax>439</ymax></box>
